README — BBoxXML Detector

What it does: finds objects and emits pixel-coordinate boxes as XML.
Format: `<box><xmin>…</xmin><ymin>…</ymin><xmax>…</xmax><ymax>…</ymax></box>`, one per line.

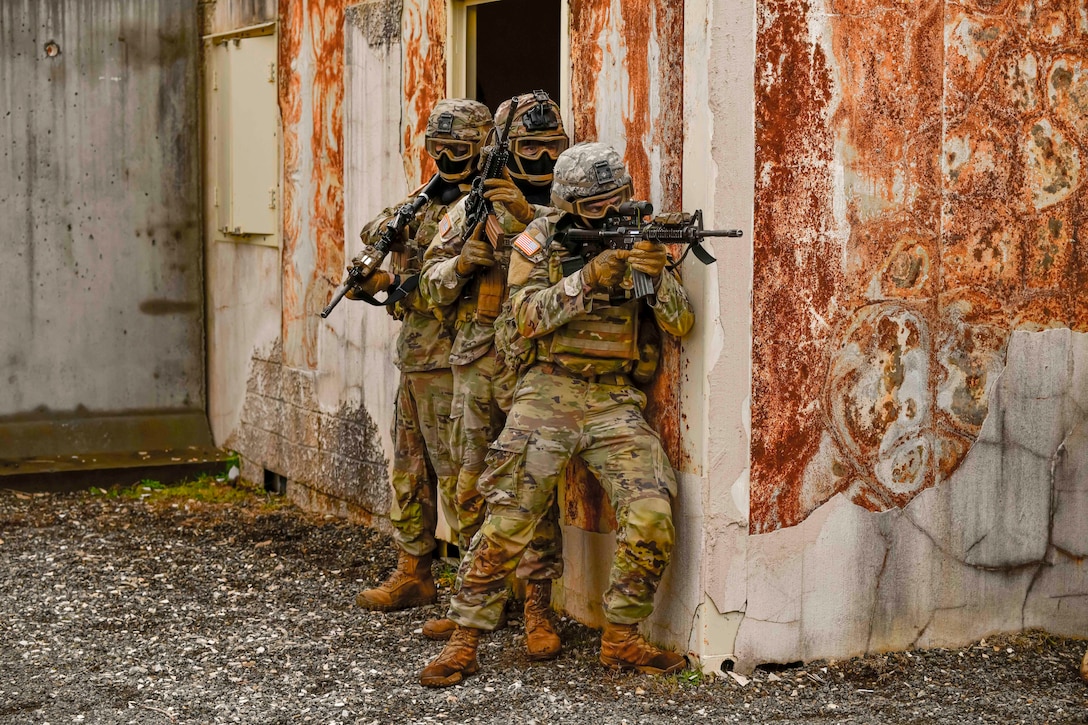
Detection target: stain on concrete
<box><xmin>228</xmin><ymin>340</ymin><xmax>391</xmax><ymax>515</ymax></box>
<box><xmin>346</xmin><ymin>0</ymin><xmax>403</xmax><ymax>47</ymax></box>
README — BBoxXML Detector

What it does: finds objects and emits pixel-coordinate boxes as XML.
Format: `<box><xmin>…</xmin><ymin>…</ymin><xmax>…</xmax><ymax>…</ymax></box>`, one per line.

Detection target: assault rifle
<box><xmin>458</xmin><ymin>95</ymin><xmax>519</xmax><ymax>320</ymax></box>
<box><xmin>320</xmin><ymin>173</ymin><xmax>444</xmax><ymax>318</ymax></box>
<box><xmin>562</xmin><ymin>201</ymin><xmax>743</xmax><ymax>302</ymax></box>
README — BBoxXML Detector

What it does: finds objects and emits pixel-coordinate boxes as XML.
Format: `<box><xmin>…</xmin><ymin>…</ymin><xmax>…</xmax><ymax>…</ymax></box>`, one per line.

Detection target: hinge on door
<box><xmin>212</xmin><ymin>70</ymin><xmax>218</xmax><ymax>91</ymax></box>
<box><xmin>269</xmin><ymin>188</ymin><xmax>277</xmax><ymax>209</ymax></box>
<box><xmin>268</xmin><ymin>62</ymin><xmax>275</xmax><ymax>83</ymax></box>
<box><xmin>213</xmin><ymin>186</ymin><xmax>219</xmax><ymax>207</ymax></box>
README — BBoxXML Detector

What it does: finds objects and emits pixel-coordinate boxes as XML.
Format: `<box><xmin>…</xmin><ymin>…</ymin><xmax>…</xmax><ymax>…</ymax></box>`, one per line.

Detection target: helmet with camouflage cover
<box><xmin>426</xmin><ymin>98</ymin><xmax>493</xmax><ymax>182</ymax></box>
<box><xmin>494</xmin><ymin>90</ymin><xmax>569</xmax><ymax>186</ymax></box>
<box><xmin>550</xmin><ymin>142</ymin><xmax>633</xmax><ymax>219</ymax></box>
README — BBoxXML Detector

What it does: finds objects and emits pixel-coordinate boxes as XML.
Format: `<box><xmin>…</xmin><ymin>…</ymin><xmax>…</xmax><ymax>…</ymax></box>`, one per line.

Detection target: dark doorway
<box><xmin>474</xmin><ymin>0</ymin><xmax>561</xmax><ymax>113</ymax></box>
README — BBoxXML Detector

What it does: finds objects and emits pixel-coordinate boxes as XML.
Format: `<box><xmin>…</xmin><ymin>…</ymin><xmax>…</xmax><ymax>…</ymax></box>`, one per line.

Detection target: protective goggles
<box><xmin>573</xmin><ymin>182</ymin><xmax>633</xmax><ymax>219</ymax></box>
<box><xmin>511</xmin><ymin>135</ymin><xmax>569</xmax><ymax>161</ymax></box>
<box><xmin>425</xmin><ymin>137</ymin><xmax>479</xmax><ymax>162</ymax></box>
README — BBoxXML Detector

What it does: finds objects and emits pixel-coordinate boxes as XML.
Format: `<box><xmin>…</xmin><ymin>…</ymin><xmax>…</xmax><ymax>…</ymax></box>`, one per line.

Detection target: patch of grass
<box><xmin>434</xmin><ymin>560</ymin><xmax>459</xmax><ymax>589</ymax></box>
<box><xmin>672</xmin><ymin>667</ymin><xmax>706</xmax><ymax>687</ymax></box>
<box><xmin>91</xmin><ymin>472</ymin><xmax>271</xmax><ymax>507</ymax></box>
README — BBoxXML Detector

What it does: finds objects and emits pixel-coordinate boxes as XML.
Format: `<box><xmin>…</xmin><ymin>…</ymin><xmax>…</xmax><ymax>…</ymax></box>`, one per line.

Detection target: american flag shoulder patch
<box><xmin>438</xmin><ymin>213</ymin><xmax>453</xmax><ymax>239</ymax></box>
<box><xmin>512</xmin><ymin>232</ymin><xmax>543</xmax><ymax>259</ymax></box>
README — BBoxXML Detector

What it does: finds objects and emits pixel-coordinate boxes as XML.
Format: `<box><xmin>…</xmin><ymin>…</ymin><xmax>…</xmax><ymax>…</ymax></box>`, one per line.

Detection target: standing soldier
<box><xmin>420</xmin><ymin>142</ymin><xmax>693</xmax><ymax>687</ymax></box>
<box><xmin>417</xmin><ymin>92</ymin><xmax>570</xmax><ymax>655</ymax></box>
<box><xmin>349</xmin><ymin>99</ymin><xmax>493</xmax><ymax>613</ymax></box>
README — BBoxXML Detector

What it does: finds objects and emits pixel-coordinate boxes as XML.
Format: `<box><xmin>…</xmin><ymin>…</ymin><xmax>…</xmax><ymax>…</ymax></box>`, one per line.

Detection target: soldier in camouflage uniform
<box><xmin>349</xmin><ymin>99</ymin><xmax>493</xmax><ymax>612</ymax></box>
<box><xmin>420</xmin><ymin>142</ymin><xmax>694</xmax><ymax>687</ymax></box>
<box><xmin>417</xmin><ymin>92</ymin><xmax>570</xmax><ymax>654</ymax></box>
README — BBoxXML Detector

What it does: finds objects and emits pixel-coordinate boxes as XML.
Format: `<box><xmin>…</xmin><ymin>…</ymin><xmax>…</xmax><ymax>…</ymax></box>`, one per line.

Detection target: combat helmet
<box><xmin>494</xmin><ymin>91</ymin><xmax>569</xmax><ymax>186</ymax></box>
<box><xmin>550</xmin><ymin>142</ymin><xmax>633</xmax><ymax>219</ymax></box>
<box><xmin>425</xmin><ymin>98</ymin><xmax>493</xmax><ymax>182</ymax></box>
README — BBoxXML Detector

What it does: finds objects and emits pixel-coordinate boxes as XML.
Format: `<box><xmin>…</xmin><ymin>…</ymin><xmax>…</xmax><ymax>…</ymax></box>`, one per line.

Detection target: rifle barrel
<box><xmin>699</xmin><ymin>229</ymin><xmax>744</xmax><ymax>238</ymax></box>
<box><xmin>320</xmin><ymin>281</ymin><xmax>351</xmax><ymax>318</ymax></box>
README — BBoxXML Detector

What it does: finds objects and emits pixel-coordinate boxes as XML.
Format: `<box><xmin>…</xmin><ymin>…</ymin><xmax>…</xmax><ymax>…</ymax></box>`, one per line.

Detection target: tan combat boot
<box><xmin>1081</xmin><ymin>647</ymin><xmax>1088</xmax><ymax>683</ymax></box>
<box><xmin>420</xmin><ymin>625</ymin><xmax>481</xmax><ymax>687</ymax></box>
<box><xmin>355</xmin><ymin>551</ymin><xmax>437</xmax><ymax>611</ymax></box>
<box><xmin>423</xmin><ymin>603</ymin><xmax>508</xmax><ymax>641</ymax></box>
<box><xmin>599</xmin><ymin>622</ymin><xmax>686</xmax><ymax>675</ymax></box>
<box><xmin>421</xmin><ymin>617</ymin><xmax>457</xmax><ymax>641</ymax></box>
<box><xmin>524</xmin><ymin>580</ymin><xmax>561</xmax><ymax>660</ymax></box>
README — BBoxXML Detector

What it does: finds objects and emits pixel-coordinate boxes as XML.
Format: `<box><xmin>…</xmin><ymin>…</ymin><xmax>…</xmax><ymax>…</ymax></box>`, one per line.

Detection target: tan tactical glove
<box><xmin>483</xmin><ymin>174</ymin><xmax>533</xmax><ymax>225</ymax></box>
<box><xmin>581</xmin><ymin>249</ymin><xmax>629</xmax><ymax>291</ymax></box>
<box><xmin>626</xmin><ymin>240</ymin><xmax>668</xmax><ymax>279</ymax></box>
<box><xmin>346</xmin><ymin>270</ymin><xmax>394</xmax><ymax>300</ymax></box>
<box><xmin>455</xmin><ymin>224</ymin><xmax>495</xmax><ymax>277</ymax></box>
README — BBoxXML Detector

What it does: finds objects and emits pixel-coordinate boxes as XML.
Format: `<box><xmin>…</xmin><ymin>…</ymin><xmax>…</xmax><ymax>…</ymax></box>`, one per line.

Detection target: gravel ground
<box><xmin>1</xmin><ymin>484</ymin><xmax>1086</xmax><ymax>725</ymax></box>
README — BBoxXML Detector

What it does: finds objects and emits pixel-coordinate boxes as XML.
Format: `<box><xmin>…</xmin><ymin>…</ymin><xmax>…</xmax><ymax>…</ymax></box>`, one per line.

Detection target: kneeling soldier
<box><xmin>420</xmin><ymin>142</ymin><xmax>694</xmax><ymax>687</ymax></box>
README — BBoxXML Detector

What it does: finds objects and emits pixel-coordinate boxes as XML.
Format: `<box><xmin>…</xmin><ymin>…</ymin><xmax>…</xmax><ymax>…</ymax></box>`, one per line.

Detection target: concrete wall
<box><xmin>0</xmin><ymin>0</ymin><xmax>205</xmax><ymax>455</ymax></box>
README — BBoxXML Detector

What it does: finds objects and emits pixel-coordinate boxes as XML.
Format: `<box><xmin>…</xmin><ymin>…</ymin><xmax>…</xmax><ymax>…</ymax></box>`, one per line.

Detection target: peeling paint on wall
<box><xmin>401</xmin><ymin>0</ymin><xmax>444</xmax><ymax>187</ymax></box>
<box><xmin>752</xmin><ymin>0</ymin><xmax>1088</xmax><ymax>533</ymax></box>
<box><xmin>280</xmin><ymin>0</ymin><xmax>347</xmax><ymax>371</ymax></box>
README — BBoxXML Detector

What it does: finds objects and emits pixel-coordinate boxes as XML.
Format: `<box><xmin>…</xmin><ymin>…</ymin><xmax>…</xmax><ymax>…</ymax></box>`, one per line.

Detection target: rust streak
<box><xmin>279</xmin><ymin>0</ymin><xmax>304</xmax><ymax>367</ymax></box>
<box><xmin>750</xmin><ymin>0</ymin><xmax>839</xmax><ymax>533</ymax></box>
<box><xmin>569</xmin><ymin>0</ymin><xmax>608</xmax><ymax>142</ymax></box>
<box><xmin>619</xmin><ymin>0</ymin><xmax>652</xmax><ymax>199</ymax></box>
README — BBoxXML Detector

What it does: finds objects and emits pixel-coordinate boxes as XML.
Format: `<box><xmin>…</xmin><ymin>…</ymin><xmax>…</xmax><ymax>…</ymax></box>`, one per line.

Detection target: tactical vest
<box><xmin>537</xmin><ymin>293</ymin><xmax>641</xmax><ymax>377</ymax></box>
<box><xmin>392</xmin><ymin>200</ymin><xmax>455</xmax><ymax>324</ymax></box>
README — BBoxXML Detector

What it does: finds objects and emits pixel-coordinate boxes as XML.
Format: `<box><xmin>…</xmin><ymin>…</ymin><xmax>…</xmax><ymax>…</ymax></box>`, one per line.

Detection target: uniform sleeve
<box><xmin>647</xmin><ymin>267</ymin><xmax>695</xmax><ymax>337</ymax></box>
<box><xmin>418</xmin><ymin>199</ymin><xmax>471</xmax><ymax>307</ymax></box>
<box><xmin>509</xmin><ymin>221</ymin><xmax>596</xmax><ymax>339</ymax></box>
<box><xmin>357</xmin><ymin>205</ymin><xmax>399</xmax><ymax>248</ymax></box>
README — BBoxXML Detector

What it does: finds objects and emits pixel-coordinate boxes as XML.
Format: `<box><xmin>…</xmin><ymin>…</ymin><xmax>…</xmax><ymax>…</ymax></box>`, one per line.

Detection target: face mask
<box><xmin>436</xmin><ymin>154</ymin><xmax>471</xmax><ymax>179</ymax></box>
<box><xmin>519</xmin><ymin>156</ymin><xmax>556</xmax><ymax>180</ymax></box>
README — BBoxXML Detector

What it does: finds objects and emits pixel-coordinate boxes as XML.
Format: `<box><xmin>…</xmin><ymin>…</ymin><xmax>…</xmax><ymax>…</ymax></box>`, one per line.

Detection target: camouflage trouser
<box><xmin>389</xmin><ymin>369</ymin><xmax>458</xmax><ymax>556</ymax></box>
<box><xmin>449</xmin><ymin>365</ymin><xmax>676</xmax><ymax>630</ymax></box>
<box><xmin>450</xmin><ymin>349</ymin><xmax>563</xmax><ymax>576</ymax></box>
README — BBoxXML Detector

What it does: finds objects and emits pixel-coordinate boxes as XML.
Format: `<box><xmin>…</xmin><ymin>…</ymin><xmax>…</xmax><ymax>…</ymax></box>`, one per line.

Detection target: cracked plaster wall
<box><xmin>730</xmin><ymin>329</ymin><xmax>1088</xmax><ymax>670</ymax></box>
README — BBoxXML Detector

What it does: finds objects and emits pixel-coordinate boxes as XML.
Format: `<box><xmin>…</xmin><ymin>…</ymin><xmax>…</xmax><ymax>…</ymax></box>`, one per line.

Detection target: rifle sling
<box><xmin>353</xmin><ymin>273</ymin><xmax>421</xmax><ymax>307</ymax></box>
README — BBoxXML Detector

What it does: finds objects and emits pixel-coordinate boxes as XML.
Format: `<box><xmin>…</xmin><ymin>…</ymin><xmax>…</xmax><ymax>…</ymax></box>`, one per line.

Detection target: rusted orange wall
<box><xmin>402</xmin><ymin>0</ymin><xmax>445</xmax><ymax>187</ymax></box>
<box><xmin>564</xmin><ymin>0</ymin><xmax>686</xmax><ymax>530</ymax></box>
<box><xmin>280</xmin><ymin>0</ymin><xmax>445</xmax><ymax>368</ymax></box>
<box><xmin>280</xmin><ymin>0</ymin><xmax>347</xmax><ymax>370</ymax></box>
<box><xmin>752</xmin><ymin>0</ymin><xmax>1088</xmax><ymax>532</ymax></box>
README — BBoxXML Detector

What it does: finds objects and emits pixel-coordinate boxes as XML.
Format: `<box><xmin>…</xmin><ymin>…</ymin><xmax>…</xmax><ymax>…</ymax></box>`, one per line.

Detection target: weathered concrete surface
<box><xmin>732</xmin><ymin>330</ymin><xmax>1088</xmax><ymax>670</ymax></box>
<box><xmin>0</xmin><ymin>0</ymin><xmax>204</xmax><ymax>426</ymax></box>
<box><xmin>676</xmin><ymin>0</ymin><xmax>758</xmax><ymax>673</ymax></box>
<box><xmin>226</xmin><ymin>339</ymin><xmax>389</xmax><ymax>518</ymax></box>
<box><xmin>751</xmin><ymin>0</ymin><xmax>1088</xmax><ymax>533</ymax></box>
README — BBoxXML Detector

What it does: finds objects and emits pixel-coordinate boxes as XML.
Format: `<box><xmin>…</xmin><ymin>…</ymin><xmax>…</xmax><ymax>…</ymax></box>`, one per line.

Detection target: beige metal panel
<box><xmin>207</xmin><ymin>31</ymin><xmax>278</xmax><ymax>244</ymax></box>
<box><xmin>227</xmin><ymin>35</ymin><xmax>278</xmax><ymax>236</ymax></box>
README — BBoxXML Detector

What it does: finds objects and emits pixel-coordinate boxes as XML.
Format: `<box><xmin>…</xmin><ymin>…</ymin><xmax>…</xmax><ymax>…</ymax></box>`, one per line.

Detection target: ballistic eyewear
<box><xmin>573</xmin><ymin>182</ymin><xmax>633</xmax><ymax>220</ymax></box>
<box><xmin>512</xmin><ymin>135</ymin><xmax>569</xmax><ymax>161</ymax></box>
<box><xmin>425</xmin><ymin>137</ymin><xmax>479</xmax><ymax>162</ymax></box>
